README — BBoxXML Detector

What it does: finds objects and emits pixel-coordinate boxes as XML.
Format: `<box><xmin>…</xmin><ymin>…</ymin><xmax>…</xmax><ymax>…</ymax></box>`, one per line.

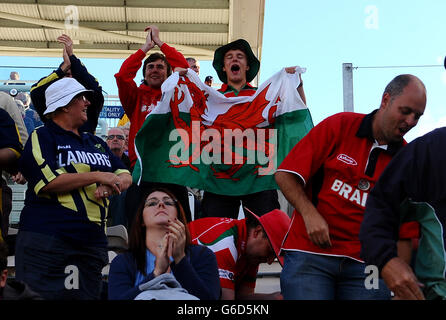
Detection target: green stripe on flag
<box><xmin>133</xmin><ymin>70</ymin><xmax>314</xmax><ymax>196</ymax></box>
<box><xmin>134</xmin><ymin>109</ymin><xmax>313</xmax><ymax>196</ymax></box>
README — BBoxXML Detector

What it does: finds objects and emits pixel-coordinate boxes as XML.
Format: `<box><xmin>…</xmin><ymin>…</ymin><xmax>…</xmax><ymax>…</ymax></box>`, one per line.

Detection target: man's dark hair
<box><xmin>0</xmin><ymin>240</ymin><xmax>8</xmax><ymax>272</ymax></box>
<box><xmin>245</xmin><ymin>212</ymin><xmax>268</xmax><ymax>239</ymax></box>
<box><xmin>142</xmin><ymin>53</ymin><xmax>172</xmax><ymax>84</ymax></box>
<box><xmin>245</xmin><ymin>212</ymin><xmax>268</xmax><ymax>238</ymax></box>
<box><xmin>384</xmin><ymin>74</ymin><xmax>425</xmax><ymax>99</ymax></box>
<box><xmin>245</xmin><ymin>212</ymin><xmax>260</xmax><ymax>230</ymax></box>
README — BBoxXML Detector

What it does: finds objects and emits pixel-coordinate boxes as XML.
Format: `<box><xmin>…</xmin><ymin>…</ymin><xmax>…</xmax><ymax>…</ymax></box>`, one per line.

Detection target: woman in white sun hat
<box><xmin>14</xmin><ymin>77</ymin><xmax>132</xmax><ymax>300</ymax></box>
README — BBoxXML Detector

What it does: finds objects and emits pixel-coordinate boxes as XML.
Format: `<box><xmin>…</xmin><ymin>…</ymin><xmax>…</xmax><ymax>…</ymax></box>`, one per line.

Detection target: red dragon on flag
<box><xmin>133</xmin><ymin>68</ymin><xmax>312</xmax><ymax>196</ymax></box>
<box><xmin>167</xmin><ymin>76</ymin><xmax>277</xmax><ymax>180</ymax></box>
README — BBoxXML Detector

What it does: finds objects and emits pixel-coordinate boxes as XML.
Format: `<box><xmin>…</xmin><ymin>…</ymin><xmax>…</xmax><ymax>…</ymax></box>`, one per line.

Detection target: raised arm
<box><xmin>0</xmin><ymin>109</ymin><xmax>22</xmax><ymax>174</ymax></box>
<box><xmin>152</xmin><ymin>25</ymin><xmax>188</xmax><ymax>70</ymax></box>
<box><xmin>30</xmin><ymin>36</ymin><xmax>71</xmax><ymax>121</ymax></box>
<box><xmin>114</xmin><ymin>27</ymin><xmax>156</xmax><ymax>117</ymax></box>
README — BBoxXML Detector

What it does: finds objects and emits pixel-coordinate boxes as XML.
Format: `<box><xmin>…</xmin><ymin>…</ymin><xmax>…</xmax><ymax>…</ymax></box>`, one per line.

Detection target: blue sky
<box><xmin>1</xmin><ymin>0</ymin><xmax>445</xmax><ymax>142</ymax></box>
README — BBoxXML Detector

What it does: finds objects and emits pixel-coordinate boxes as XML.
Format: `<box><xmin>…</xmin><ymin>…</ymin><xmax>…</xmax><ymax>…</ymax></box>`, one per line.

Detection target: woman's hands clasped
<box><xmin>153</xmin><ymin>218</ymin><xmax>187</xmax><ymax>276</ymax></box>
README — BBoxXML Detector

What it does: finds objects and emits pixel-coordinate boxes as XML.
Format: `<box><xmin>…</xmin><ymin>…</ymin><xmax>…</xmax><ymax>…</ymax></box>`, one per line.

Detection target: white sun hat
<box><xmin>44</xmin><ymin>77</ymin><xmax>93</xmax><ymax>115</ymax></box>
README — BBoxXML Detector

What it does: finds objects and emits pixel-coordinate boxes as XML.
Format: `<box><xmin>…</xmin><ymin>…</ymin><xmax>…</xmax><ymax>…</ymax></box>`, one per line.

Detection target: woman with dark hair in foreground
<box><xmin>108</xmin><ymin>187</ymin><xmax>220</xmax><ymax>300</ymax></box>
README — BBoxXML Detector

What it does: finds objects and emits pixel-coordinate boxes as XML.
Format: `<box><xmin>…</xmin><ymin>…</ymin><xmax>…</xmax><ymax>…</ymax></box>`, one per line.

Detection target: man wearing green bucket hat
<box><xmin>200</xmin><ymin>39</ymin><xmax>306</xmax><ymax>219</ymax></box>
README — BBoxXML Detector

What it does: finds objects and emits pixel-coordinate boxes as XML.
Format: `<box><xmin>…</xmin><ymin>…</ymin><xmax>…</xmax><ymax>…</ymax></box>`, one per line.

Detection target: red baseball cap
<box><xmin>244</xmin><ymin>208</ymin><xmax>291</xmax><ymax>266</ymax></box>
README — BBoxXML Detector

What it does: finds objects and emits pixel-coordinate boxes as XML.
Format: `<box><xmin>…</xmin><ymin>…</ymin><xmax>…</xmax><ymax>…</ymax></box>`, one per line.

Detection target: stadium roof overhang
<box><xmin>0</xmin><ymin>0</ymin><xmax>265</xmax><ymax>62</ymax></box>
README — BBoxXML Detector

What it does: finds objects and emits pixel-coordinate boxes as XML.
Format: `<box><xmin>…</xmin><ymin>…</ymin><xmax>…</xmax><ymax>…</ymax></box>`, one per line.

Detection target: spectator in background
<box><xmin>1</xmin><ymin>239</ymin><xmax>42</xmax><ymax>300</ymax></box>
<box><xmin>30</xmin><ymin>34</ymin><xmax>104</xmax><ymax>134</ymax></box>
<box><xmin>13</xmin><ymin>99</ymin><xmax>32</xmax><ymax>135</ymax></box>
<box><xmin>15</xmin><ymin>78</ymin><xmax>132</xmax><ymax>300</ymax></box>
<box><xmin>0</xmin><ymin>92</ymin><xmax>27</xmax><ymax>240</ymax></box>
<box><xmin>117</xmin><ymin>121</ymin><xmax>130</xmax><ymax>156</ymax></box>
<box><xmin>188</xmin><ymin>208</ymin><xmax>290</xmax><ymax>300</ymax></box>
<box><xmin>204</xmin><ymin>75</ymin><xmax>213</xmax><ymax>87</ymax></box>
<box><xmin>9</xmin><ymin>72</ymin><xmax>19</xmax><ymax>80</ymax></box>
<box><xmin>108</xmin><ymin>187</ymin><xmax>220</xmax><ymax>300</ymax></box>
<box><xmin>106</xmin><ymin>128</ymin><xmax>131</xmax><ymax>228</ymax></box>
<box><xmin>16</xmin><ymin>92</ymin><xmax>43</xmax><ymax>135</ymax></box>
<box><xmin>186</xmin><ymin>57</ymin><xmax>200</xmax><ymax>75</ymax></box>
<box><xmin>106</xmin><ymin>127</ymin><xmax>131</xmax><ymax>170</ymax></box>
<box><xmin>0</xmin><ymin>108</ymin><xmax>23</xmax><ymax>241</ymax></box>
<box><xmin>14</xmin><ymin>100</ymin><xmax>25</xmax><ymax>118</ymax></box>
<box><xmin>15</xmin><ymin>92</ymin><xmax>30</xmax><ymax>107</ymax></box>
<box><xmin>3</xmin><ymin>71</ymin><xmax>25</xmax><ymax>86</ymax></box>
<box><xmin>0</xmin><ymin>92</ymin><xmax>28</xmax><ymax>145</ymax></box>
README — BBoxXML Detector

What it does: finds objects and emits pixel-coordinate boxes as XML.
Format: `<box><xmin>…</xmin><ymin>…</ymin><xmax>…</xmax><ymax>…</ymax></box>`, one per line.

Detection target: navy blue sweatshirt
<box><xmin>108</xmin><ymin>245</ymin><xmax>221</xmax><ymax>300</ymax></box>
<box><xmin>360</xmin><ymin>127</ymin><xmax>446</xmax><ymax>273</ymax></box>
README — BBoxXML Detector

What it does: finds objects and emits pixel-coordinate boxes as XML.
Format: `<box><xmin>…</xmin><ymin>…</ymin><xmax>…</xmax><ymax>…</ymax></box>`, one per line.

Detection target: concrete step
<box><xmin>255</xmin><ymin>260</ymin><xmax>282</xmax><ymax>294</ymax></box>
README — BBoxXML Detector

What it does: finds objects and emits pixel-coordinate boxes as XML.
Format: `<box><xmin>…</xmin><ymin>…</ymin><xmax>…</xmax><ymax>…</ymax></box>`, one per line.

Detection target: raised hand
<box><xmin>141</xmin><ymin>26</ymin><xmax>156</xmax><ymax>53</ymax></box>
<box><xmin>147</xmin><ymin>25</ymin><xmax>164</xmax><ymax>48</ymax></box>
<box><xmin>57</xmin><ymin>34</ymin><xmax>74</xmax><ymax>56</ymax></box>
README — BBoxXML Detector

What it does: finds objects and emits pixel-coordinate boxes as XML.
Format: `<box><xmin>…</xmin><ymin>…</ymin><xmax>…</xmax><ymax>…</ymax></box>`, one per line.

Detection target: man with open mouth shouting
<box><xmin>199</xmin><ymin>39</ymin><xmax>306</xmax><ymax>220</ymax></box>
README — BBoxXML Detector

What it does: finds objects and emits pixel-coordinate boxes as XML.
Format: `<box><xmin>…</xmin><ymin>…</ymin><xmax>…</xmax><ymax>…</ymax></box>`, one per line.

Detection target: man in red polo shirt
<box><xmin>188</xmin><ymin>209</ymin><xmax>290</xmax><ymax>300</ymax></box>
<box><xmin>200</xmin><ymin>39</ymin><xmax>306</xmax><ymax>219</ymax></box>
<box><xmin>275</xmin><ymin>74</ymin><xmax>426</xmax><ymax>300</ymax></box>
<box><xmin>116</xmin><ymin>25</ymin><xmax>193</xmax><ymax>224</ymax></box>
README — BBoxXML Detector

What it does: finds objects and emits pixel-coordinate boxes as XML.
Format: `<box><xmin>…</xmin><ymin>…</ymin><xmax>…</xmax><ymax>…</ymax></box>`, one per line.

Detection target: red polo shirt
<box><xmin>278</xmin><ymin>111</ymin><xmax>418</xmax><ymax>261</ymax></box>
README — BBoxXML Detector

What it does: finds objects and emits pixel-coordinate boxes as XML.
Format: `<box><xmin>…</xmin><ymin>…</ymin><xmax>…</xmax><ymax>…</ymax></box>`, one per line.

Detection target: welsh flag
<box><xmin>133</xmin><ymin>68</ymin><xmax>313</xmax><ymax>196</ymax></box>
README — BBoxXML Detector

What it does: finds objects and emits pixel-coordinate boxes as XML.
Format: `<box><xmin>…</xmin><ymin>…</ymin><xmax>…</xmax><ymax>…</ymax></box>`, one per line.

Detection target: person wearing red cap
<box><xmin>188</xmin><ymin>208</ymin><xmax>290</xmax><ymax>300</ymax></box>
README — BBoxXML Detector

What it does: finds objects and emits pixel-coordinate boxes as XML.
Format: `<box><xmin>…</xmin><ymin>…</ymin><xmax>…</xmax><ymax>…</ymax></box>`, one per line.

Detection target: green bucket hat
<box><xmin>212</xmin><ymin>39</ymin><xmax>260</xmax><ymax>83</ymax></box>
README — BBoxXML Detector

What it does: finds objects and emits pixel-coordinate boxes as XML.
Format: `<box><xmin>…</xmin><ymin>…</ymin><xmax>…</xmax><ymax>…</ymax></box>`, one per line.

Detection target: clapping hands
<box><xmin>153</xmin><ymin>218</ymin><xmax>187</xmax><ymax>276</ymax></box>
<box><xmin>141</xmin><ymin>25</ymin><xmax>164</xmax><ymax>53</ymax></box>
